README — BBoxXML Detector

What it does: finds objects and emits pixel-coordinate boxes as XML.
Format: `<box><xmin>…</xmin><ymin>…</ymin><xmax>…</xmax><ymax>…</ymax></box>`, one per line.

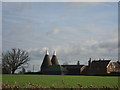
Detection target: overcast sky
<box><xmin>2</xmin><ymin>2</ymin><xmax>118</xmax><ymax>72</ymax></box>
<box><xmin>1</xmin><ymin>0</ymin><xmax>120</xmax><ymax>2</ymax></box>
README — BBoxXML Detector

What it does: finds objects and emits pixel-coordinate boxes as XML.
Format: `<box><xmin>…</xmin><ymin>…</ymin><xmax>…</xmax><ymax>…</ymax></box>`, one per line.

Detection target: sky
<box><xmin>2</xmin><ymin>2</ymin><xmax>118</xmax><ymax>72</ymax></box>
<box><xmin>1</xmin><ymin>0</ymin><xmax>120</xmax><ymax>2</ymax></box>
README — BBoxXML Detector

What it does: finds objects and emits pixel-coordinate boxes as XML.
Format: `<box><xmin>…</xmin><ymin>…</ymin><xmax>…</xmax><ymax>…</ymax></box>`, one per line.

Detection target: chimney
<box><xmin>88</xmin><ymin>58</ymin><xmax>91</xmax><ymax>67</ymax></box>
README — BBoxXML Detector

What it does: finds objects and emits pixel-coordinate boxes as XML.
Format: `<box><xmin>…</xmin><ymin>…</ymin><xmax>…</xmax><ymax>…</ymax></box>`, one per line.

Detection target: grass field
<box><xmin>2</xmin><ymin>74</ymin><xmax>120</xmax><ymax>88</ymax></box>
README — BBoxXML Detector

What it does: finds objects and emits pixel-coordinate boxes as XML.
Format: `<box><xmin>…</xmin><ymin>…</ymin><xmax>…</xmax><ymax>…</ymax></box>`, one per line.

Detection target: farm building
<box><xmin>41</xmin><ymin>50</ymin><xmax>67</xmax><ymax>75</ymax></box>
<box><xmin>80</xmin><ymin>66</ymin><xmax>89</xmax><ymax>75</ymax></box>
<box><xmin>62</xmin><ymin>65</ymin><xmax>84</xmax><ymax>75</ymax></box>
<box><xmin>88</xmin><ymin>59</ymin><xmax>111</xmax><ymax>75</ymax></box>
<box><xmin>81</xmin><ymin>58</ymin><xmax>120</xmax><ymax>75</ymax></box>
<box><xmin>40</xmin><ymin>51</ymin><xmax>120</xmax><ymax>75</ymax></box>
<box><xmin>43</xmin><ymin>65</ymin><xmax>68</xmax><ymax>75</ymax></box>
<box><xmin>107</xmin><ymin>62</ymin><xmax>120</xmax><ymax>73</ymax></box>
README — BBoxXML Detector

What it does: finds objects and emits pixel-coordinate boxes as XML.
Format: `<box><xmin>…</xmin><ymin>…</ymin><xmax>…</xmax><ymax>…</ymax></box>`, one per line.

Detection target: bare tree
<box><xmin>2</xmin><ymin>48</ymin><xmax>30</xmax><ymax>74</ymax></box>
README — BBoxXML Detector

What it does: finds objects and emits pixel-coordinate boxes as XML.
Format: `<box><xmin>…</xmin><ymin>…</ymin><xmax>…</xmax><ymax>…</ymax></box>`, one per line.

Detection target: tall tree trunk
<box><xmin>12</xmin><ymin>70</ymin><xmax>15</xmax><ymax>74</ymax></box>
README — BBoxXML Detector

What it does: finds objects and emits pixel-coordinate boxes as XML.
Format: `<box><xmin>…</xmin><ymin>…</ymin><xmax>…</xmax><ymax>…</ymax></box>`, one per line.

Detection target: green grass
<box><xmin>2</xmin><ymin>74</ymin><xmax>120</xmax><ymax>88</ymax></box>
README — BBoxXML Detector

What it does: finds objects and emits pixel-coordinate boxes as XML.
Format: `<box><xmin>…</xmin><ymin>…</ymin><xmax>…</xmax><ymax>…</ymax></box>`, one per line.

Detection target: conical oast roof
<box><xmin>41</xmin><ymin>50</ymin><xmax>52</xmax><ymax>71</ymax></box>
<box><xmin>51</xmin><ymin>51</ymin><xmax>59</xmax><ymax>65</ymax></box>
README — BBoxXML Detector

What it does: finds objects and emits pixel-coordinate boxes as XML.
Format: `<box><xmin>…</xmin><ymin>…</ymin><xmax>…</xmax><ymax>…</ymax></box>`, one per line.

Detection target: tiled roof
<box><xmin>91</xmin><ymin>60</ymin><xmax>111</xmax><ymax>68</ymax></box>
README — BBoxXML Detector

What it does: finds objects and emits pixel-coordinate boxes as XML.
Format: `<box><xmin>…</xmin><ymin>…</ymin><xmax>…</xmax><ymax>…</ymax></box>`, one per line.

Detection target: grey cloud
<box><xmin>99</xmin><ymin>40</ymin><xmax>118</xmax><ymax>50</ymax></box>
<box><xmin>16</xmin><ymin>37</ymin><xmax>117</xmax><ymax>72</ymax></box>
<box><xmin>26</xmin><ymin>47</ymin><xmax>50</xmax><ymax>61</ymax></box>
<box><xmin>27</xmin><ymin>38</ymin><xmax>118</xmax><ymax>66</ymax></box>
<box><xmin>46</xmin><ymin>28</ymin><xmax>60</xmax><ymax>35</ymax></box>
<box><xmin>46</xmin><ymin>27</ymin><xmax>80</xmax><ymax>37</ymax></box>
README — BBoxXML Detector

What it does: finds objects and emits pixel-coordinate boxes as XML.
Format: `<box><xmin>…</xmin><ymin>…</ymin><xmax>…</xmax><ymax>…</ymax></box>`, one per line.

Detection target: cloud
<box><xmin>47</xmin><ymin>28</ymin><xmax>60</xmax><ymax>35</ymax></box>
<box><xmin>45</xmin><ymin>22</ymin><xmax>117</xmax><ymax>44</ymax></box>
<box><xmin>26</xmin><ymin>47</ymin><xmax>50</xmax><ymax>61</ymax></box>
<box><xmin>46</xmin><ymin>27</ymin><xmax>80</xmax><ymax>36</ymax></box>
<box><xmin>54</xmin><ymin>39</ymin><xmax>117</xmax><ymax>57</ymax></box>
<box><xmin>27</xmin><ymin>47</ymin><xmax>49</xmax><ymax>54</ymax></box>
<box><xmin>26</xmin><ymin>37</ymin><xmax>118</xmax><ymax>65</ymax></box>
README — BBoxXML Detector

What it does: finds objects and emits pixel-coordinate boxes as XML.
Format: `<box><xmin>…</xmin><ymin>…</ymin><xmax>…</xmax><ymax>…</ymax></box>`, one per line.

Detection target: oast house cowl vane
<box><xmin>41</xmin><ymin>50</ymin><xmax>52</xmax><ymax>71</ymax></box>
<box><xmin>51</xmin><ymin>51</ymin><xmax>59</xmax><ymax>65</ymax></box>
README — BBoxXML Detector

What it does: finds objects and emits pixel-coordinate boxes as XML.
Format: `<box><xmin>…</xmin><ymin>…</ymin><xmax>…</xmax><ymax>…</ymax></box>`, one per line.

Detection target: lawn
<box><xmin>2</xmin><ymin>74</ymin><xmax>120</xmax><ymax>88</ymax></box>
